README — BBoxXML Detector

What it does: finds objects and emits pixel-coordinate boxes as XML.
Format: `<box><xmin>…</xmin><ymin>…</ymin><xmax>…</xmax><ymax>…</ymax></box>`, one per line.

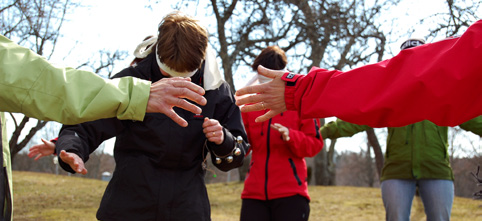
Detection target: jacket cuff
<box><xmin>116</xmin><ymin>78</ymin><xmax>150</xmax><ymax>121</ymax></box>
<box><xmin>282</xmin><ymin>72</ymin><xmax>303</xmax><ymax>111</ymax></box>
<box><xmin>50</xmin><ymin>137</ymin><xmax>58</xmax><ymax>155</ymax></box>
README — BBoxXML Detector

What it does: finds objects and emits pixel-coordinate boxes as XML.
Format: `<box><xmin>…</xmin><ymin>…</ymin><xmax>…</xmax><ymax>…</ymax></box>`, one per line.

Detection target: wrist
<box><xmin>281</xmin><ymin>72</ymin><xmax>302</xmax><ymax>110</ymax></box>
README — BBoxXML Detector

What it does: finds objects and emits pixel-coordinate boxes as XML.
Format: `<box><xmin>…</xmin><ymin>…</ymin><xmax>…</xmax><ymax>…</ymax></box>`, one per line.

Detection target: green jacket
<box><xmin>0</xmin><ymin>34</ymin><xmax>152</xmax><ymax>220</ymax></box>
<box><xmin>0</xmin><ymin>34</ymin><xmax>151</xmax><ymax>124</ymax></box>
<box><xmin>320</xmin><ymin>117</ymin><xmax>482</xmax><ymax>182</ymax></box>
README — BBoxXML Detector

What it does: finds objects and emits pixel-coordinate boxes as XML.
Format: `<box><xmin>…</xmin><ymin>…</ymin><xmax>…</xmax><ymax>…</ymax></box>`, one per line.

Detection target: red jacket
<box><xmin>284</xmin><ymin>19</ymin><xmax>482</xmax><ymax>128</ymax></box>
<box><xmin>241</xmin><ymin>110</ymin><xmax>323</xmax><ymax>201</ymax></box>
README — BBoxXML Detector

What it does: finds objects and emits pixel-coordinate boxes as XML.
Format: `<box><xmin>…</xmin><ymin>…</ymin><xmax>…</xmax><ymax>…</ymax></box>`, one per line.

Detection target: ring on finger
<box><xmin>261</xmin><ymin>102</ymin><xmax>265</xmax><ymax>110</ymax></box>
<box><xmin>212</xmin><ymin>132</ymin><xmax>216</xmax><ymax>136</ymax></box>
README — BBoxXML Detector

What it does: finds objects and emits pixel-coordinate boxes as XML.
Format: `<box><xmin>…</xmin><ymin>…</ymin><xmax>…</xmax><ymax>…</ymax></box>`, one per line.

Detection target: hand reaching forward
<box><xmin>146</xmin><ymin>77</ymin><xmax>207</xmax><ymax>127</ymax></box>
<box><xmin>59</xmin><ymin>150</ymin><xmax>88</xmax><ymax>175</ymax></box>
<box><xmin>235</xmin><ymin>65</ymin><xmax>287</xmax><ymax>123</ymax></box>
<box><xmin>28</xmin><ymin>138</ymin><xmax>56</xmax><ymax>161</ymax></box>
<box><xmin>270</xmin><ymin>123</ymin><xmax>290</xmax><ymax>141</ymax></box>
<box><xmin>202</xmin><ymin>117</ymin><xmax>224</xmax><ymax>145</ymax></box>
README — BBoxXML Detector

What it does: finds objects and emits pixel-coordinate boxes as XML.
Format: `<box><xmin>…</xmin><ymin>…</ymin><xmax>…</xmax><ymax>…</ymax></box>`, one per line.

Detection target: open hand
<box><xmin>270</xmin><ymin>123</ymin><xmax>290</xmax><ymax>141</ymax></box>
<box><xmin>28</xmin><ymin>138</ymin><xmax>56</xmax><ymax>161</ymax></box>
<box><xmin>235</xmin><ymin>65</ymin><xmax>287</xmax><ymax>122</ymax></box>
<box><xmin>59</xmin><ymin>150</ymin><xmax>88</xmax><ymax>175</ymax></box>
<box><xmin>147</xmin><ymin>77</ymin><xmax>207</xmax><ymax>127</ymax></box>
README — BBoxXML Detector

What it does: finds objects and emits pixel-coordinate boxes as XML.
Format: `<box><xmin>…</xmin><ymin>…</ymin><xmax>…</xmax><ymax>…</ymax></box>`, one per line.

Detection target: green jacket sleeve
<box><xmin>458</xmin><ymin>115</ymin><xmax>482</xmax><ymax>136</ymax></box>
<box><xmin>0</xmin><ymin>34</ymin><xmax>150</xmax><ymax>124</ymax></box>
<box><xmin>320</xmin><ymin>118</ymin><xmax>371</xmax><ymax>139</ymax></box>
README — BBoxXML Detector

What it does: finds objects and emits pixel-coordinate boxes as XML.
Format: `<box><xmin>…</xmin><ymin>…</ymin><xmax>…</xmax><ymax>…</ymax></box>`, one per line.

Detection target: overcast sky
<box><xmin>22</xmin><ymin>0</ymin><xmax>481</xmax><ymax>156</ymax></box>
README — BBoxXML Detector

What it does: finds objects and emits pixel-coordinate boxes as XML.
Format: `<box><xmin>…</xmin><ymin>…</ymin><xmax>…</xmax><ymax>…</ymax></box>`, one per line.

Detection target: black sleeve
<box><xmin>55</xmin><ymin>118</ymin><xmax>124</xmax><ymax>173</ymax></box>
<box><xmin>207</xmin><ymin>83</ymin><xmax>250</xmax><ymax>172</ymax></box>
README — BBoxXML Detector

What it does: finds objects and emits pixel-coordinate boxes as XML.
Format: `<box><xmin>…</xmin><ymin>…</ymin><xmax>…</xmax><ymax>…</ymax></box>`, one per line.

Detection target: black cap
<box><xmin>400</xmin><ymin>38</ymin><xmax>426</xmax><ymax>50</ymax></box>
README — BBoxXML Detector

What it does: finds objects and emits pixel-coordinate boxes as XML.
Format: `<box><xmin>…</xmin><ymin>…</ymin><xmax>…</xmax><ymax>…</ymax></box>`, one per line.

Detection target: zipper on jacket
<box><xmin>314</xmin><ymin>119</ymin><xmax>321</xmax><ymax>139</ymax></box>
<box><xmin>288</xmin><ymin>158</ymin><xmax>302</xmax><ymax>186</ymax></box>
<box><xmin>264</xmin><ymin>118</ymin><xmax>272</xmax><ymax>200</ymax></box>
<box><xmin>409</xmin><ymin>124</ymin><xmax>420</xmax><ymax>179</ymax></box>
<box><xmin>405</xmin><ymin>125</ymin><xmax>412</xmax><ymax>145</ymax></box>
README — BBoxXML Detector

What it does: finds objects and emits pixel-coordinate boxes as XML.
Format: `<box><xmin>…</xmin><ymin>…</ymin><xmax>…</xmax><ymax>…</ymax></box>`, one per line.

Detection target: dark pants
<box><xmin>240</xmin><ymin>195</ymin><xmax>310</xmax><ymax>221</ymax></box>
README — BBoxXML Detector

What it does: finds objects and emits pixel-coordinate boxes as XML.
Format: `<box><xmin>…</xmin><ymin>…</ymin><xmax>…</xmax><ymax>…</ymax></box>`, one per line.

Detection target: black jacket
<box><xmin>56</xmin><ymin>53</ymin><xmax>248</xmax><ymax>220</ymax></box>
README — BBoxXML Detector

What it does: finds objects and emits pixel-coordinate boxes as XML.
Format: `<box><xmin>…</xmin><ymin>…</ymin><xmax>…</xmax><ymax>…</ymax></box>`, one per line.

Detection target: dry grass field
<box><xmin>12</xmin><ymin>171</ymin><xmax>482</xmax><ymax>220</ymax></box>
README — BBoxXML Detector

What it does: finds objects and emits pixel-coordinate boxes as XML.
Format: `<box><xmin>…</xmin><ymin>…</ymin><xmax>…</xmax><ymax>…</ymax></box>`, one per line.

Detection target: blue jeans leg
<box><xmin>417</xmin><ymin>179</ymin><xmax>454</xmax><ymax>221</ymax></box>
<box><xmin>381</xmin><ymin>179</ymin><xmax>417</xmax><ymax>221</ymax></box>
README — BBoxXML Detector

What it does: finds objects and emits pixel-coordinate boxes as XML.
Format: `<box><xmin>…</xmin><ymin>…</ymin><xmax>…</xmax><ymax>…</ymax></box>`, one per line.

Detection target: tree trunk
<box><xmin>314</xmin><ymin>138</ymin><xmax>336</xmax><ymax>186</ymax></box>
<box><xmin>365</xmin><ymin>142</ymin><xmax>375</xmax><ymax>187</ymax></box>
<box><xmin>9</xmin><ymin>117</ymin><xmax>47</xmax><ymax>162</ymax></box>
<box><xmin>366</xmin><ymin>128</ymin><xmax>383</xmax><ymax>178</ymax></box>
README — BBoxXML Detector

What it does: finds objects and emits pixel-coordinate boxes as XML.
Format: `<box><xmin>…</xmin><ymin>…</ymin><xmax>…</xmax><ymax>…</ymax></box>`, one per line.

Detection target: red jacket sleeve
<box><xmin>285</xmin><ymin>118</ymin><xmax>324</xmax><ymax>158</ymax></box>
<box><xmin>286</xmin><ymin>20</ymin><xmax>482</xmax><ymax>127</ymax></box>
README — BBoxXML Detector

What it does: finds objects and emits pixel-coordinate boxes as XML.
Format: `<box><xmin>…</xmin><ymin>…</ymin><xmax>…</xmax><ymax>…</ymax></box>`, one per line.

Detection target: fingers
<box><xmin>202</xmin><ymin>118</ymin><xmax>224</xmax><ymax>145</ymax></box>
<box><xmin>28</xmin><ymin>145</ymin><xmax>39</xmax><ymax>158</ymax></box>
<box><xmin>235</xmin><ymin>65</ymin><xmax>284</xmax><ymax>98</ymax></box>
<box><xmin>270</xmin><ymin>123</ymin><xmax>281</xmax><ymax>130</ymax></box>
<box><xmin>147</xmin><ymin>78</ymin><xmax>208</xmax><ymax>127</ymax></box>
<box><xmin>167</xmin><ymin>94</ymin><xmax>203</xmax><ymax>115</ymax></box>
<box><xmin>165</xmin><ymin>109</ymin><xmax>188</xmax><ymax>127</ymax></box>
<box><xmin>152</xmin><ymin>78</ymin><xmax>207</xmax><ymax>106</ymax></box>
<box><xmin>34</xmin><ymin>154</ymin><xmax>43</xmax><ymax>161</ymax></box>
<box><xmin>59</xmin><ymin>150</ymin><xmax>88</xmax><ymax>174</ymax></box>
<box><xmin>235</xmin><ymin>84</ymin><xmax>267</xmax><ymax>101</ymax></box>
<box><xmin>28</xmin><ymin>143</ymin><xmax>41</xmax><ymax>160</ymax></box>
<box><xmin>236</xmin><ymin>98</ymin><xmax>270</xmax><ymax>112</ymax></box>
<box><xmin>255</xmin><ymin>110</ymin><xmax>282</xmax><ymax>123</ymax></box>
<box><xmin>170</xmin><ymin>77</ymin><xmax>206</xmax><ymax>95</ymax></box>
<box><xmin>270</xmin><ymin>123</ymin><xmax>290</xmax><ymax>141</ymax></box>
<box><xmin>169</xmin><ymin>80</ymin><xmax>207</xmax><ymax>106</ymax></box>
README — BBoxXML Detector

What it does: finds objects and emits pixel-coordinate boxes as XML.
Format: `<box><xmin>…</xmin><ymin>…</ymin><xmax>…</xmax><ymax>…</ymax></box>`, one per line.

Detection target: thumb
<box><xmin>41</xmin><ymin>138</ymin><xmax>49</xmax><ymax>145</ymax></box>
<box><xmin>257</xmin><ymin>65</ymin><xmax>282</xmax><ymax>79</ymax></box>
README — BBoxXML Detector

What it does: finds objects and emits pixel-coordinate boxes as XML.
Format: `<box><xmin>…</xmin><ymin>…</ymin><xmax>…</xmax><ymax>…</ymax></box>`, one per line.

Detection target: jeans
<box><xmin>381</xmin><ymin>179</ymin><xmax>454</xmax><ymax>221</ymax></box>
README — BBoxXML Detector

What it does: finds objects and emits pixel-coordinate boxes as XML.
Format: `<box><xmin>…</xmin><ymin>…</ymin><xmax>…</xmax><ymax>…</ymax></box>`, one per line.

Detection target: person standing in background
<box><xmin>240</xmin><ymin>46</ymin><xmax>323</xmax><ymax>221</ymax></box>
<box><xmin>319</xmin><ymin>38</ymin><xmax>482</xmax><ymax>221</ymax></box>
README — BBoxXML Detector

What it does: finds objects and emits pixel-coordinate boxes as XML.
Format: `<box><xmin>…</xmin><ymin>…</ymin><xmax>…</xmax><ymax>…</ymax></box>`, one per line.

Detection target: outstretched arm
<box><xmin>236</xmin><ymin>20</ymin><xmax>482</xmax><ymax>127</ymax></box>
<box><xmin>0</xmin><ymin>34</ymin><xmax>205</xmax><ymax>127</ymax></box>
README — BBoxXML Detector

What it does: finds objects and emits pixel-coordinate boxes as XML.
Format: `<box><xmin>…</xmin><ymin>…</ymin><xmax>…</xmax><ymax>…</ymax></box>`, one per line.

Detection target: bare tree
<box><xmin>1</xmin><ymin>0</ymin><xmax>128</xmax><ymax>161</ymax></box>
<box><xmin>1</xmin><ymin>0</ymin><xmax>79</xmax><ymax>161</ymax></box>
<box><xmin>279</xmin><ymin>0</ymin><xmax>397</xmax><ymax>185</ymax></box>
<box><xmin>335</xmin><ymin>149</ymin><xmax>378</xmax><ymax>187</ymax></box>
<box><xmin>427</xmin><ymin>0</ymin><xmax>482</xmax><ymax>39</ymax></box>
<box><xmin>366</xmin><ymin>128</ymin><xmax>383</xmax><ymax>178</ymax></box>
<box><xmin>315</xmin><ymin>137</ymin><xmax>337</xmax><ymax>185</ymax></box>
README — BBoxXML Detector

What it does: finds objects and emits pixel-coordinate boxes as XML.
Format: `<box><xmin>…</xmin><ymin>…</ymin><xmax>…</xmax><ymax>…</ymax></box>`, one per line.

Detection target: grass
<box><xmin>12</xmin><ymin>171</ymin><xmax>482</xmax><ymax>220</ymax></box>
